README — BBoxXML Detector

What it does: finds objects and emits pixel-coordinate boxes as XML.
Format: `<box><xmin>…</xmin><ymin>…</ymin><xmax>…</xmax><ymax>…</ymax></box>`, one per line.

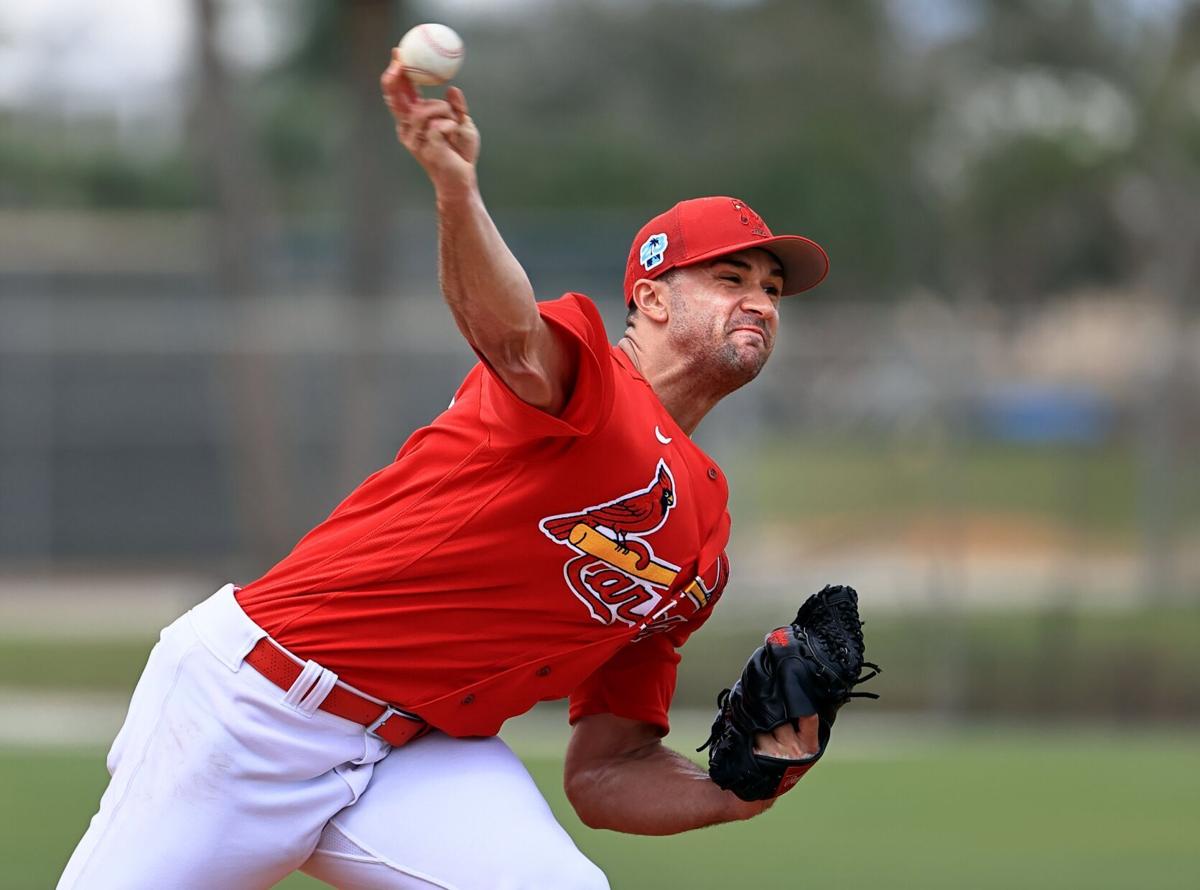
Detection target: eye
<box><xmin>720</xmin><ymin>274</ymin><xmax>741</xmax><ymax>285</ymax></box>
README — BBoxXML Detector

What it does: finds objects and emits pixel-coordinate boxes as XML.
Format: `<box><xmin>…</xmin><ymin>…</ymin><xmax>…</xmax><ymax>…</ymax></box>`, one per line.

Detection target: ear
<box><xmin>630</xmin><ymin>278</ymin><xmax>670</xmax><ymax>324</ymax></box>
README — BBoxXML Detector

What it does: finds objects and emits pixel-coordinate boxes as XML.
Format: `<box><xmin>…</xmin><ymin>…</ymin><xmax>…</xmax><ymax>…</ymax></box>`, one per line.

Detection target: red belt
<box><xmin>244</xmin><ymin>637</ymin><xmax>429</xmax><ymax>748</ymax></box>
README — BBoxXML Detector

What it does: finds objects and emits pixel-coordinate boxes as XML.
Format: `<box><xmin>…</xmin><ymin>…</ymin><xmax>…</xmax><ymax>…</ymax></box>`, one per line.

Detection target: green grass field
<box><xmin>9</xmin><ymin>728</ymin><xmax>1198</xmax><ymax>890</ymax></box>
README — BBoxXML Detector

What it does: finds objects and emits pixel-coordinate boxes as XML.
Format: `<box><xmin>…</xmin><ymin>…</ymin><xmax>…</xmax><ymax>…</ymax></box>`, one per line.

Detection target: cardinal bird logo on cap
<box><xmin>732</xmin><ymin>199</ymin><xmax>770</xmax><ymax>237</ymax></box>
<box><xmin>540</xmin><ymin>461</ymin><xmax>724</xmax><ymax>630</ymax></box>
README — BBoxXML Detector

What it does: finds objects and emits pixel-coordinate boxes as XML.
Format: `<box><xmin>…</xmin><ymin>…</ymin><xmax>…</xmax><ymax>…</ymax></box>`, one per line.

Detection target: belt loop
<box><xmin>282</xmin><ymin>660</ymin><xmax>324</xmax><ymax>712</ymax></box>
<box><xmin>296</xmin><ymin>667</ymin><xmax>339</xmax><ymax>716</ymax></box>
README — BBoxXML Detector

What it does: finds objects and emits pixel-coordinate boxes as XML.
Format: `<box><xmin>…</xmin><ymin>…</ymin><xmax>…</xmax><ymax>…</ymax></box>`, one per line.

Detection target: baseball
<box><xmin>397</xmin><ymin>23</ymin><xmax>464</xmax><ymax>86</ymax></box>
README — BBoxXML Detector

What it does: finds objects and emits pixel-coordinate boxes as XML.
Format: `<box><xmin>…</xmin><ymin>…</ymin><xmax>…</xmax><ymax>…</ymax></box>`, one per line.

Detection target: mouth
<box><xmin>730</xmin><ymin>326</ymin><xmax>769</xmax><ymax>345</ymax></box>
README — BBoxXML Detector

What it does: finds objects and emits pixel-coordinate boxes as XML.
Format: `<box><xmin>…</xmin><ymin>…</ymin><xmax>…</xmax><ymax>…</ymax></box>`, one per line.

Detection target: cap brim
<box><xmin>677</xmin><ymin>235</ymin><xmax>830</xmax><ymax>296</ymax></box>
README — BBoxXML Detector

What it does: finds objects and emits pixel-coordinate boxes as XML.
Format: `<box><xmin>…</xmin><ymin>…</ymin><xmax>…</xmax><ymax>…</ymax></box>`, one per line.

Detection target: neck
<box><xmin>617</xmin><ymin>336</ymin><xmax>737</xmax><ymax>435</ymax></box>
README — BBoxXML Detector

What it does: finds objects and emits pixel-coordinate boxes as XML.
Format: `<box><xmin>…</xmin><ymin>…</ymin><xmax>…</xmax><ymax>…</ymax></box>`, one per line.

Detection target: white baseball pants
<box><xmin>58</xmin><ymin>585</ymin><xmax>608</xmax><ymax>890</ymax></box>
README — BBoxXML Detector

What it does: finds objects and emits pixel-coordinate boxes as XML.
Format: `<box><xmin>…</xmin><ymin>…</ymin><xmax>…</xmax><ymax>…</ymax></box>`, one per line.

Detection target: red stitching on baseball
<box><xmin>419</xmin><ymin>25</ymin><xmax>464</xmax><ymax>59</ymax></box>
<box><xmin>403</xmin><ymin>65</ymin><xmax>439</xmax><ymax>79</ymax></box>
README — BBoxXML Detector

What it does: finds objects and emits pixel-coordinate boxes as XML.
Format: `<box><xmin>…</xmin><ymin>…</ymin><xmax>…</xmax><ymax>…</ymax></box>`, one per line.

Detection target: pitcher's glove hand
<box><xmin>698</xmin><ymin>584</ymin><xmax>880</xmax><ymax>801</ymax></box>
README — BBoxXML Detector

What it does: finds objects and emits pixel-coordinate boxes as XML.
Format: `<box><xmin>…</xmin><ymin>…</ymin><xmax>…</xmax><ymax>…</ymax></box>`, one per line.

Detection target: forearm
<box><xmin>435</xmin><ymin>182</ymin><xmax>569</xmax><ymax>410</ymax></box>
<box><xmin>565</xmin><ymin>740</ymin><xmax>771</xmax><ymax>836</ymax></box>
<box><xmin>435</xmin><ymin>181</ymin><xmax>538</xmax><ymax>358</ymax></box>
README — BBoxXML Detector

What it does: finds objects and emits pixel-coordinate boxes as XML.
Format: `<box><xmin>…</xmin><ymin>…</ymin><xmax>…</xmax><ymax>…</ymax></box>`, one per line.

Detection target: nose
<box><xmin>741</xmin><ymin>290</ymin><xmax>779</xmax><ymax>322</ymax></box>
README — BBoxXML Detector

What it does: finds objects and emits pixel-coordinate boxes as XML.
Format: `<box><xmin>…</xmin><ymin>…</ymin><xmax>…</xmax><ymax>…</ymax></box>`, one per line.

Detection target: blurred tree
<box><xmin>192</xmin><ymin>0</ymin><xmax>294</xmax><ymax>560</ymax></box>
<box><xmin>919</xmin><ymin>0</ymin><xmax>1200</xmax><ymax>306</ymax></box>
<box><xmin>339</xmin><ymin>0</ymin><xmax>411</xmax><ymax>489</ymax></box>
<box><xmin>345</xmin><ymin>0</ymin><xmax>405</xmax><ymax>302</ymax></box>
<box><xmin>1125</xmin><ymin>2</ymin><xmax>1200</xmax><ymax>602</ymax></box>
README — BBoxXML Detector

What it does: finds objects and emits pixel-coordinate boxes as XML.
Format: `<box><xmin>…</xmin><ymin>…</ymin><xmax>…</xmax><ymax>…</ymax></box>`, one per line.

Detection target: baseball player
<box><xmin>59</xmin><ymin>50</ymin><xmax>877</xmax><ymax>889</ymax></box>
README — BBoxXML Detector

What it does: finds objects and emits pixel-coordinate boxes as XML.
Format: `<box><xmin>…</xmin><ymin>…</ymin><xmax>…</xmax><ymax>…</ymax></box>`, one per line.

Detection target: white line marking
<box><xmin>654</xmin><ymin>426</ymin><xmax>672</xmax><ymax>445</ymax></box>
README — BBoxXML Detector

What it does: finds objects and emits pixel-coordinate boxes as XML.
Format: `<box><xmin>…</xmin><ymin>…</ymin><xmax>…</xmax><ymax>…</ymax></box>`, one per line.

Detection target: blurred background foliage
<box><xmin>3</xmin><ymin>0</ymin><xmax>1197</xmax><ymax>301</ymax></box>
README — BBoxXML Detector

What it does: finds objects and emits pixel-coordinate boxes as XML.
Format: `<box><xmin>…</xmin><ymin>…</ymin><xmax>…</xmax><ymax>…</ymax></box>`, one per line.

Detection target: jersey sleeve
<box><xmin>567</xmin><ymin>633</ymin><xmax>679</xmax><ymax>736</ymax></box>
<box><xmin>477</xmin><ymin>293</ymin><xmax>614</xmax><ymax>445</ymax></box>
<box><xmin>568</xmin><ymin>600</ymin><xmax>721</xmax><ymax>737</ymax></box>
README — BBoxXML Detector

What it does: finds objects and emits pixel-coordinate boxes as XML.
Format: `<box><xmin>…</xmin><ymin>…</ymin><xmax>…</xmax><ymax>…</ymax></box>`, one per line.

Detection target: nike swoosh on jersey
<box><xmin>654</xmin><ymin>426</ymin><xmax>672</xmax><ymax>445</ymax></box>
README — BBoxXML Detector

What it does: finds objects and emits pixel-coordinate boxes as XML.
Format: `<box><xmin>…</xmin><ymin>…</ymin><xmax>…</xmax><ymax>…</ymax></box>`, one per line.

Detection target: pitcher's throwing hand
<box><xmin>381</xmin><ymin>49</ymin><xmax>479</xmax><ymax>185</ymax></box>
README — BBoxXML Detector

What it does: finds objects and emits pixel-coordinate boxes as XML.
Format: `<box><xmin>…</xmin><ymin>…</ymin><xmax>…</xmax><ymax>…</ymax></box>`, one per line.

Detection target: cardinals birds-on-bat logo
<box><xmin>540</xmin><ymin>462</ymin><xmax>675</xmax><ymax>569</ymax></box>
<box><xmin>540</xmin><ymin>460</ymin><xmax>719</xmax><ymax>631</ymax></box>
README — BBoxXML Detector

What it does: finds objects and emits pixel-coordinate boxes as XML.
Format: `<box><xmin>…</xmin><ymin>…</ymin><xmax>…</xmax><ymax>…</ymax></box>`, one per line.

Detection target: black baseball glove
<box><xmin>698</xmin><ymin>584</ymin><xmax>880</xmax><ymax>801</ymax></box>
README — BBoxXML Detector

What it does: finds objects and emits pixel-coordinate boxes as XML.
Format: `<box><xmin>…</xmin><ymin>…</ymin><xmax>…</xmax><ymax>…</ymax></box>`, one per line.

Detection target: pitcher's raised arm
<box><xmin>380</xmin><ymin>51</ymin><xmax>574</xmax><ymax>414</ymax></box>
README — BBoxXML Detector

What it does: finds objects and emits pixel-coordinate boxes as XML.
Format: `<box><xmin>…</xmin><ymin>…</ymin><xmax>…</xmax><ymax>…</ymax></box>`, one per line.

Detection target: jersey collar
<box><xmin>612</xmin><ymin>344</ymin><xmax>647</xmax><ymax>384</ymax></box>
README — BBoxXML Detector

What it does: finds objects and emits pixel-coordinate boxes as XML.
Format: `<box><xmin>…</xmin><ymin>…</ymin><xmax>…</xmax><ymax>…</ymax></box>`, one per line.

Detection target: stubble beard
<box><xmin>667</xmin><ymin>292</ymin><xmax>768</xmax><ymax>394</ymax></box>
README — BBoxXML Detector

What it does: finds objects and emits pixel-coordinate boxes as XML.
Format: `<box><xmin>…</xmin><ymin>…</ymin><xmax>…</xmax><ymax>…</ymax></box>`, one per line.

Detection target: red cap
<box><xmin>623</xmin><ymin>196</ymin><xmax>829</xmax><ymax>304</ymax></box>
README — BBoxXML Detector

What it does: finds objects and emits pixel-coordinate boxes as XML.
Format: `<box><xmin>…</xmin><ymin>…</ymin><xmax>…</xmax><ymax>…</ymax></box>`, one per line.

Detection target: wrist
<box><xmin>723</xmin><ymin>788</ymin><xmax>774</xmax><ymax>822</ymax></box>
<box><xmin>434</xmin><ymin>172</ymin><xmax>479</xmax><ymax>207</ymax></box>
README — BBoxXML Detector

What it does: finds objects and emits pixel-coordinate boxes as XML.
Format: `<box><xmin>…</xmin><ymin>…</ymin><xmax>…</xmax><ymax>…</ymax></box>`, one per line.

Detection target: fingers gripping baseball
<box><xmin>381</xmin><ymin>49</ymin><xmax>479</xmax><ymax>184</ymax></box>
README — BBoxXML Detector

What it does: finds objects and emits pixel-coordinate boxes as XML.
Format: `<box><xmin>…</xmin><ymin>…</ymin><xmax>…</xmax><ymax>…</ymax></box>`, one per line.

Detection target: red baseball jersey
<box><xmin>237</xmin><ymin>293</ymin><xmax>732</xmax><ymax>737</ymax></box>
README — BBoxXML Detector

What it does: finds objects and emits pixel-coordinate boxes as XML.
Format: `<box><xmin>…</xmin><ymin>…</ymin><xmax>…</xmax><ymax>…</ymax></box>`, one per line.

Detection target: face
<box><xmin>661</xmin><ymin>247</ymin><xmax>784</xmax><ymax>388</ymax></box>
